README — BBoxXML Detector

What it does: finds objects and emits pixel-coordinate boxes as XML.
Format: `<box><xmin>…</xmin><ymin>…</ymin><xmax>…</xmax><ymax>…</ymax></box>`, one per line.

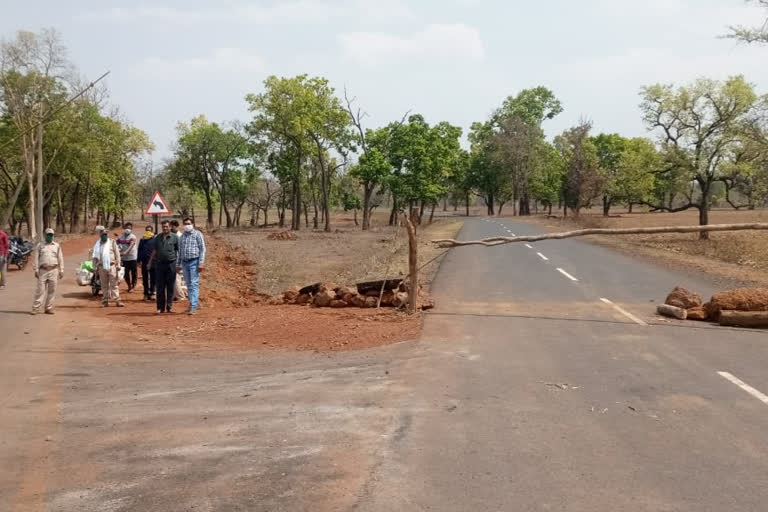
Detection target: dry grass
<box><xmin>218</xmin><ymin>212</ymin><xmax>463</xmax><ymax>295</ymax></box>
<box><xmin>522</xmin><ymin>208</ymin><xmax>768</xmax><ymax>286</ymax></box>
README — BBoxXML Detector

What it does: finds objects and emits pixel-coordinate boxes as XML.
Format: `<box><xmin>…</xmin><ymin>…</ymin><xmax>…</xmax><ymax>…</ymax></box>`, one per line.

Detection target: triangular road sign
<box><xmin>145</xmin><ymin>191</ymin><xmax>171</xmax><ymax>215</ymax></box>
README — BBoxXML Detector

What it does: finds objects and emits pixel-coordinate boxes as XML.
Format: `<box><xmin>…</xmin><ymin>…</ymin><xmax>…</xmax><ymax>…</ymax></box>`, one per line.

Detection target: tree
<box><xmin>591</xmin><ymin>133</ymin><xmax>627</xmax><ymax>216</ymax></box>
<box><xmin>640</xmin><ymin>75</ymin><xmax>762</xmax><ymax>238</ymax></box>
<box><xmin>725</xmin><ymin>0</ymin><xmax>768</xmax><ymax>44</ymax></box>
<box><xmin>614</xmin><ymin>138</ymin><xmax>658</xmax><ymax>211</ymax></box>
<box><xmin>167</xmin><ymin>116</ymin><xmax>221</xmax><ymax>227</ymax></box>
<box><xmin>556</xmin><ymin>121</ymin><xmax>602</xmax><ymax>216</ymax></box>
<box><xmin>1</xmin><ymin>28</ymin><xmax>70</xmax><ymax>239</ymax></box>
<box><xmin>468</xmin><ymin>121</ymin><xmax>505</xmax><ymax>215</ymax></box>
<box><xmin>530</xmin><ymin>141</ymin><xmax>564</xmax><ymax>215</ymax></box>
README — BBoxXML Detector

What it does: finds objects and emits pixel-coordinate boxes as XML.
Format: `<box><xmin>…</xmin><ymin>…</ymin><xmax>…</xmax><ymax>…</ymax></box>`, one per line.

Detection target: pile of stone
<box><xmin>270</xmin><ymin>279</ymin><xmax>433</xmax><ymax>310</ymax></box>
<box><xmin>267</xmin><ymin>231</ymin><xmax>298</xmax><ymax>241</ymax></box>
<box><xmin>658</xmin><ymin>286</ymin><xmax>768</xmax><ymax>328</ymax></box>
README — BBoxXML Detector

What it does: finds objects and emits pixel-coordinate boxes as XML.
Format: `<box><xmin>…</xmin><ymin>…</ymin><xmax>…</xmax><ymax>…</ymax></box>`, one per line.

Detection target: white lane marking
<box><xmin>718</xmin><ymin>372</ymin><xmax>768</xmax><ymax>405</ymax></box>
<box><xmin>556</xmin><ymin>268</ymin><xmax>579</xmax><ymax>282</ymax></box>
<box><xmin>599</xmin><ymin>298</ymin><xmax>648</xmax><ymax>326</ymax></box>
<box><xmin>537</xmin><ymin>252</ymin><xmax>549</xmax><ymax>261</ymax></box>
<box><xmin>525</xmin><ymin>244</ymin><xmax>533</xmax><ymax>249</ymax></box>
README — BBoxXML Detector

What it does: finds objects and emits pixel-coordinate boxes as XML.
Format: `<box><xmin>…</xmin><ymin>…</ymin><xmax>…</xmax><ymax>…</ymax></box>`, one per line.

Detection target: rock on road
<box><xmin>1</xmin><ymin>218</ymin><xmax>768</xmax><ymax>511</ymax></box>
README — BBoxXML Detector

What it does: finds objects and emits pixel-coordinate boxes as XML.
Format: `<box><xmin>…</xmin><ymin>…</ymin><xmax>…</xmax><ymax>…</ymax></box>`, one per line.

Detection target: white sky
<box><xmin>1</xmin><ymin>0</ymin><xmax>767</xmax><ymax>158</ymax></box>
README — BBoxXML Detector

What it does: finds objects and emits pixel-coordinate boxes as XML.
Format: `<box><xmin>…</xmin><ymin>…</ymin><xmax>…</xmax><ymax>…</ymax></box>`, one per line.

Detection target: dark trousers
<box><xmin>140</xmin><ymin>260</ymin><xmax>155</xmax><ymax>297</ymax></box>
<box><xmin>123</xmin><ymin>260</ymin><xmax>138</xmax><ymax>289</ymax></box>
<box><xmin>155</xmin><ymin>260</ymin><xmax>176</xmax><ymax>312</ymax></box>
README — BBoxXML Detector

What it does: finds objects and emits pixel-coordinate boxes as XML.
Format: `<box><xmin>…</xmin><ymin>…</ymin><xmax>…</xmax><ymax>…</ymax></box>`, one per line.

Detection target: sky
<box><xmin>1</xmin><ymin>0</ymin><xmax>767</xmax><ymax>160</ymax></box>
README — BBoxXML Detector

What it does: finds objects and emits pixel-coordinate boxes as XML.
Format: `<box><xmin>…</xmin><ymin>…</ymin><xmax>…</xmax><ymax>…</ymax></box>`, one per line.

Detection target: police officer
<box><xmin>32</xmin><ymin>228</ymin><xmax>64</xmax><ymax>315</ymax></box>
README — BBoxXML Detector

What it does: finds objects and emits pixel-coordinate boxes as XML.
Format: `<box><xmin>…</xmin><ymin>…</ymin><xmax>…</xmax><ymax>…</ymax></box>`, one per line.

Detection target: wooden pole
<box><xmin>405</xmin><ymin>212</ymin><xmax>418</xmax><ymax>314</ymax></box>
<box><xmin>433</xmin><ymin>223</ymin><xmax>768</xmax><ymax>248</ymax></box>
<box><xmin>719</xmin><ymin>311</ymin><xmax>768</xmax><ymax>328</ymax></box>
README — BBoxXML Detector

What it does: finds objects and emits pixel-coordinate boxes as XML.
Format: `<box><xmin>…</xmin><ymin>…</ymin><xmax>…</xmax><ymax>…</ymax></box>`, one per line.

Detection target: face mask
<box><xmin>45</xmin><ymin>235</ymin><xmax>54</xmax><ymax>243</ymax></box>
<box><xmin>100</xmin><ymin>235</ymin><xmax>108</xmax><ymax>242</ymax></box>
<box><xmin>124</xmin><ymin>229</ymin><xmax>131</xmax><ymax>235</ymax></box>
<box><xmin>184</xmin><ymin>225</ymin><xmax>193</xmax><ymax>233</ymax></box>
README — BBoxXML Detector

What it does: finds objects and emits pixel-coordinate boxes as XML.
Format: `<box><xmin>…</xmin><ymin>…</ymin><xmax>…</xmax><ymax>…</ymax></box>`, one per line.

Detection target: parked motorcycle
<box><xmin>9</xmin><ymin>237</ymin><xmax>33</xmax><ymax>270</ymax></box>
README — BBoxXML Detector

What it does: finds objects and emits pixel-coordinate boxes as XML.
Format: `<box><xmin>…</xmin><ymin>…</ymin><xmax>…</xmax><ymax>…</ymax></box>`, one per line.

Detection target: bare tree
<box><xmin>725</xmin><ymin>0</ymin><xmax>768</xmax><ymax>44</ymax></box>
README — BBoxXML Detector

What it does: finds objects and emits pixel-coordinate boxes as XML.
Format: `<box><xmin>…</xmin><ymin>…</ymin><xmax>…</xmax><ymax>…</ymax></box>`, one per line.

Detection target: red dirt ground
<box><xmin>59</xmin><ymin>234</ymin><xmax>422</xmax><ymax>352</ymax></box>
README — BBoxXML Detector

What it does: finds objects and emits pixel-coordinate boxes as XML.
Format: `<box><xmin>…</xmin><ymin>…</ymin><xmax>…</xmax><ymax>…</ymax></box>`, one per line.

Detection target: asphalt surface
<box><xmin>1</xmin><ymin>218</ymin><xmax>767</xmax><ymax>511</ymax></box>
<box><xmin>359</xmin><ymin>217</ymin><xmax>768</xmax><ymax>511</ymax></box>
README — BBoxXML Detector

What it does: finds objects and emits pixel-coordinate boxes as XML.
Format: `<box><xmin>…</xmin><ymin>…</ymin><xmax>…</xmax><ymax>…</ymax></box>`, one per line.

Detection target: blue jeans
<box><xmin>182</xmin><ymin>258</ymin><xmax>200</xmax><ymax>310</ymax></box>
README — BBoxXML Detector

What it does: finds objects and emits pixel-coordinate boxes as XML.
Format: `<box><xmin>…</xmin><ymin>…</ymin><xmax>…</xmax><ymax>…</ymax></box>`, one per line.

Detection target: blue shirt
<box><xmin>179</xmin><ymin>230</ymin><xmax>206</xmax><ymax>265</ymax></box>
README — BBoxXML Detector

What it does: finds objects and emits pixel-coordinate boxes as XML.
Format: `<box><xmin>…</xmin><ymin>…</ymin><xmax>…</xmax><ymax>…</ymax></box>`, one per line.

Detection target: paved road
<box><xmin>2</xmin><ymin>219</ymin><xmax>767</xmax><ymax>511</ymax></box>
<box><xmin>358</xmin><ymin>217</ymin><xmax>768</xmax><ymax>511</ymax></box>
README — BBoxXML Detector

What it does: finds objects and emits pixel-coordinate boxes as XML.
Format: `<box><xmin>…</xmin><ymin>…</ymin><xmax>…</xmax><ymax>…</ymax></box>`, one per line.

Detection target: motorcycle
<box><xmin>9</xmin><ymin>237</ymin><xmax>33</xmax><ymax>270</ymax></box>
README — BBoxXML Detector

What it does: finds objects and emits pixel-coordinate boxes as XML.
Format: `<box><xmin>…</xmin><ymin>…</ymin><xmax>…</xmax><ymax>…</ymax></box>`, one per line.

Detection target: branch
<box><xmin>639</xmin><ymin>201</ymin><xmax>699</xmax><ymax>213</ymax></box>
<box><xmin>433</xmin><ymin>223</ymin><xmax>768</xmax><ymax>248</ymax></box>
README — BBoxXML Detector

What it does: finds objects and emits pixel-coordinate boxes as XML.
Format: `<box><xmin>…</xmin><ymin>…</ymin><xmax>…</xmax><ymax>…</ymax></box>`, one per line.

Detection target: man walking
<box><xmin>32</xmin><ymin>228</ymin><xmax>64</xmax><ymax>315</ymax></box>
<box><xmin>0</xmin><ymin>227</ymin><xmax>8</xmax><ymax>290</ymax></box>
<box><xmin>178</xmin><ymin>217</ymin><xmax>206</xmax><ymax>315</ymax></box>
<box><xmin>118</xmin><ymin>222</ymin><xmax>138</xmax><ymax>292</ymax></box>
<box><xmin>138</xmin><ymin>225</ymin><xmax>155</xmax><ymax>301</ymax></box>
<box><xmin>150</xmin><ymin>220</ymin><xmax>178</xmax><ymax>314</ymax></box>
<box><xmin>93</xmin><ymin>227</ymin><xmax>124</xmax><ymax>307</ymax></box>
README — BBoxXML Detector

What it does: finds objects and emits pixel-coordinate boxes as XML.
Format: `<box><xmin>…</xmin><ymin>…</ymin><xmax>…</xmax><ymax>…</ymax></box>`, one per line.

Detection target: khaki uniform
<box><xmin>32</xmin><ymin>241</ymin><xmax>64</xmax><ymax>313</ymax></box>
<box><xmin>94</xmin><ymin>239</ymin><xmax>122</xmax><ymax>305</ymax></box>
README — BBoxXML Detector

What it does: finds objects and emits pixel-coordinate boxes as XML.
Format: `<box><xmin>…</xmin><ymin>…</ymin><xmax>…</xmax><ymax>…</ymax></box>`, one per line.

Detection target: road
<box><xmin>1</xmin><ymin>218</ymin><xmax>767</xmax><ymax>511</ymax></box>
<box><xmin>359</xmin><ymin>217</ymin><xmax>768</xmax><ymax>511</ymax></box>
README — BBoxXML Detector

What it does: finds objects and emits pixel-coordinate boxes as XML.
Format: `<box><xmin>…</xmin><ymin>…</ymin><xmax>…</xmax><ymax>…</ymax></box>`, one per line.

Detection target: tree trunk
<box><xmin>429</xmin><ymin>202</ymin><xmax>436</xmax><ymax>223</ymax></box>
<box><xmin>36</xmin><ymin>123</ymin><xmax>44</xmax><ymax>239</ymax></box>
<box><xmin>698</xmin><ymin>189</ymin><xmax>710</xmax><ymax>240</ymax></box>
<box><xmin>304</xmin><ymin>201</ymin><xmax>309</xmax><ymax>228</ymax></box>
<box><xmin>204</xmin><ymin>189</ymin><xmax>214</xmax><ymax>227</ymax></box>
<box><xmin>465</xmin><ymin>192</ymin><xmax>470</xmax><ymax>217</ymax></box>
<box><xmin>405</xmin><ymin>215</ymin><xmax>418</xmax><ymax>314</ymax></box>
<box><xmin>23</xmin><ymin>132</ymin><xmax>37</xmax><ymax>239</ymax></box>
<box><xmin>0</xmin><ymin>170</ymin><xmax>27</xmax><ymax>229</ymax></box>
<box><xmin>442</xmin><ymin>197</ymin><xmax>448</xmax><ymax>211</ymax></box>
<box><xmin>486</xmin><ymin>193</ymin><xmax>495</xmax><ymax>216</ymax></box>
<box><xmin>69</xmin><ymin>182</ymin><xmax>79</xmax><ymax>233</ymax></box>
<box><xmin>362</xmin><ymin>184</ymin><xmax>373</xmax><ymax>231</ymax></box>
<box><xmin>419</xmin><ymin>200</ymin><xmax>425</xmax><ymax>225</ymax></box>
<box><xmin>548</xmin><ymin>203</ymin><xmax>553</xmax><ymax>216</ymax></box>
<box><xmin>628</xmin><ymin>203</ymin><xmax>633</xmax><ymax>214</ymax></box>
<box><xmin>602</xmin><ymin>195</ymin><xmax>611</xmax><ymax>216</ymax></box>
<box><xmin>389</xmin><ymin>196</ymin><xmax>398</xmax><ymax>226</ymax></box>
<box><xmin>353</xmin><ymin>209</ymin><xmax>358</xmax><ymax>226</ymax></box>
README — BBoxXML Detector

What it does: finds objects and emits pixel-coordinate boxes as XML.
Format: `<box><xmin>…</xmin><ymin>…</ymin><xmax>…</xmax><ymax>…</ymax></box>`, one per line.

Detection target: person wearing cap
<box><xmin>32</xmin><ymin>228</ymin><xmax>64</xmax><ymax>314</ymax></box>
<box><xmin>92</xmin><ymin>227</ymin><xmax>124</xmax><ymax>307</ymax></box>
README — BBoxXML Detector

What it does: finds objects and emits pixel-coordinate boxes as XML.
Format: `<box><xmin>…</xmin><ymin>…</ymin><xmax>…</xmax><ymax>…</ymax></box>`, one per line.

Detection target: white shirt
<box><xmin>93</xmin><ymin>239</ymin><xmax>112</xmax><ymax>267</ymax></box>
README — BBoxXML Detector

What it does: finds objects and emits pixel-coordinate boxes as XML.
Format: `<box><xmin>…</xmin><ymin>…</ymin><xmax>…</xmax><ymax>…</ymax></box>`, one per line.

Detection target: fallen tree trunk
<box><xmin>433</xmin><ymin>223</ymin><xmax>768</xmax><ymax>248</ymax></box>
<box><xmin>718</xmin><ymin>311</ymin><xmax>768</xmax><ymax>328</ymax></box>
<box><xmin>356</xmin><ymin>279</ymin><xmax>402</xmax><ymax>295</ymax></box>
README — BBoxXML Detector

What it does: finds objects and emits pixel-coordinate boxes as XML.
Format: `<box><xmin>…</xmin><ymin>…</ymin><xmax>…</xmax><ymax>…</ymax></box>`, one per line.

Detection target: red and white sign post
<box><xmin>145</xmin><ymin>191</ymin><xmax>171</xmax><ymax>233</ymax></box>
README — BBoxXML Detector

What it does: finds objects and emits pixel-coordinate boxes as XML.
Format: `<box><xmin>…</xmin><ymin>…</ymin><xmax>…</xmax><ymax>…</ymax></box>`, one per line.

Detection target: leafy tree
<box><xmin>640</xmin><ymin>75</ymin><xmax>762</xmax><ymax>238</ymax></box>
<box><xmin>591</xmin><ymin>133</ymin><xmax>627</xmax><ymax>215</ymax></box>
<box><xmin>556</xmin><ymin>121</ymin><xmax>602</xmax><ymax>216</ymax></box>
<box><xmin>468</xmin><ymin>120</ymin><xmax>508</xmax><ymax>215</ymax></box>
<box><xmin>530</xmin><ymin>141</ymin><xmax>564</xmax><ymax>215</ymax></box>
<box><xmin>614</xmin><ymin>138</ymin><xmax>658</xmax><ymax>211</ymax></box>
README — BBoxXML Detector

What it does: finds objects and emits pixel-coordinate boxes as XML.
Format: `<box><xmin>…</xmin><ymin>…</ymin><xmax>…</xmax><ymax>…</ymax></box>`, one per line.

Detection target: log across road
<box><xmin>358</xmin><ymin>216</ymin><xmax>768</xmax><ymax>511</ymax></box>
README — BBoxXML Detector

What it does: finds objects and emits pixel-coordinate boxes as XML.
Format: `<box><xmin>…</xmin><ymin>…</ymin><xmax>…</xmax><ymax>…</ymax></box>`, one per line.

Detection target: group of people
<box><xmin>0</xmin><ymin>218</ymin><xmax>206</xmax><ymax>317</ymax></box>
<box><xmin>92</xmin><ymin>218</ymin><xmax>206</xmax><ymax>315</ymax></box>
